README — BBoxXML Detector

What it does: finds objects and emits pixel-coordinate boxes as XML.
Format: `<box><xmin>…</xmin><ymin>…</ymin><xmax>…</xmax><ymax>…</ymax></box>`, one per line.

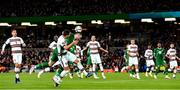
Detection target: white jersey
<box><xmin>144</xmin><ymin>49</ymin><xmax>153</xmax><ymax>60</ymax></box>
<box><xmin>75</xmin><ymin>45</ymin><xmax>81</xmax><ymax>58</ymax></box>
<box><xmin>86</xmin><ymin>41</ymin><xmax>101</xmax><ymax>54</ymax></box>
<box><xmin>49</xmin><ymin>41</ymin><xmax>57</xmax><ymax>50</ymax></box>
<box><xmin>128</xmin><ymin>44</ymin><xmax>138</xmax><ymax>57</ymax></box>
<box><xmin>57</xmin><ymin>35</ymin><xmax>67</xmax><ymax>53</ymax></box>
<box><xmin>2</xmin><ymin>37</ymin><xmax>25</xmax><ymax>55</ymax></box>
<box><xmin>166</xmin><ymin>48</ymin><xmax>177</xmax><ymax>61</ymax></box>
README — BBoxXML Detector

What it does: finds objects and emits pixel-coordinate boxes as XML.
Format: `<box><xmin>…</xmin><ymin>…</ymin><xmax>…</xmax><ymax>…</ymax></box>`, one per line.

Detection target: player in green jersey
<box><xmin>153</xmin><ymin>42</ymin><xmax>170</xmax><ymax>79</ymax></box>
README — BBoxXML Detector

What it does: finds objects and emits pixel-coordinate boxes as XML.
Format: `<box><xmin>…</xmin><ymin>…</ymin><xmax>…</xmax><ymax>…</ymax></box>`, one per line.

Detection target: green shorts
<box><xmin>87</xmin><ymin>56</ymin><xmax>92</xmax><ymax>65</ymax></box>
<box><xmin>50</xmin><ymin>48</ymin><xmax>58</xmax><ymax>62</ymax></box>
<box><xmin>155</xmin><ymin>60</ymin><xmax>166</xmax><ymax>67</ymax></box>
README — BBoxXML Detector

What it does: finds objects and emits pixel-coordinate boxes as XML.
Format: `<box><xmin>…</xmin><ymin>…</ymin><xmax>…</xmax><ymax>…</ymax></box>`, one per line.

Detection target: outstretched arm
<box><xmin>1</xmin><ymin>38</ymin><xmax>10</xmax><ymax>54</ymax></box>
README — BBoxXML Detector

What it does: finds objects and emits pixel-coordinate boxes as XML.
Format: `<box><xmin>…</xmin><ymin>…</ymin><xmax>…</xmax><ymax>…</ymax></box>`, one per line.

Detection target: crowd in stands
<box><xmin>0</xmin><ymin>0</ymin><xmax>180</xmax><ymax>17</ymax></box>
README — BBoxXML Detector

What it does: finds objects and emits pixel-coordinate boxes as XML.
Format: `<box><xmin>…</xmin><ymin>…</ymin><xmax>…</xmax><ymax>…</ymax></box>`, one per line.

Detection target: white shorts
<box><xmin>128</xmin><ymin>57</ymin><xmax>138</xmax><ymax>66</ymax></box>
<box><xmin>61</xmin><ymin>51</ymin><xmax>77</xmax><ymax>67</ymax></box>
<box><xmin>90</xmin><ymin>54</ymin><xmax>101</xmax><ymax>64</ymax></box>
<box><xmin>12</xmin><ymin>54</ymin><xmax>22</xmax><ymax>64</ymax></box>
<box><xmin>146</xmin><ymin>60</ymin><xmax>155</xmax><ymax>67</ymax></box>
<box><xmin>169</xmin><ymin>60</ymin><xmax>178</xmax><ymax>69</ymax></box>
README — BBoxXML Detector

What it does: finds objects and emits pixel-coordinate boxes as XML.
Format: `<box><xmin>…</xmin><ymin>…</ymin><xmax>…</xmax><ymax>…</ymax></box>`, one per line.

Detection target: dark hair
<box><xmin>11</xmin><ymin>29</ymin><xmax>16</xmax><ymax>32</ymax></box>
<box><xmin>62</xmin><ymin>30</ymin><xmax>70</xmax><ymax>36</ymax></box>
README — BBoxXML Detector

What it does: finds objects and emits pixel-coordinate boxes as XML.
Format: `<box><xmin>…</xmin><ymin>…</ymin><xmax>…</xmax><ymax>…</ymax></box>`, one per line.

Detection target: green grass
<box><xmin>0</xmin><ymin>72</ymin><xmax>180</xmax><ymax>90</ymax></box>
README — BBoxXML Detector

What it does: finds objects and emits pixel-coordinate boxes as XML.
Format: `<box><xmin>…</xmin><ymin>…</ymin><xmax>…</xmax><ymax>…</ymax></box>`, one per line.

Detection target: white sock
<box><xmin>60</xmin><ymin>70</ymin><xmax>69</xmax><ymax>78</ymax></box>
<box><xmin>16</xmin><ymin>73</ymin><xmax>19</xmax><ymax>79</ymax></box>
<box><xmin>151</xmin><ymin>67</ymin><xmax>154</xmax><ymax>72</ymax></box>
<box><xmin>76</xmin><ymin>72</ymin><xmax>81</xmax><ymax>77</ymax></box>
<box><xmin>44</xmin><ymin>67</ymin><xmax>50</xmax><ymax>72</ymax></box>
<box><xmin>146</xmin><ymin>67</ymin><xmax>150</xmax><ymax>72</ymax></box>
<box><xmin>136</xmin><ymin>69</ymin><xmax>139</xmax><ymax>77</ymax></box>
<box><xmin>77</xmin><ymin>62</ymin><xmax>88</xmax><ymax>76</ymax></box>
<box><xmin>89</xmin><ymin>67</ymin><xmax>92</xmax><ymax>72</ymax></box>
<box><xmin>99</xmin><ymin>63</ymin><xmax>104</xmax><ymax>72</ymax></box>
<box><xmin>92</xmin><ymin>64</ymin><xmax>97</xmax><ymax>77</ymax></box>
<box><xmin>99</xmin><ymin>64</ymin><xmax>105</xmax><ymax>77</ymax></box>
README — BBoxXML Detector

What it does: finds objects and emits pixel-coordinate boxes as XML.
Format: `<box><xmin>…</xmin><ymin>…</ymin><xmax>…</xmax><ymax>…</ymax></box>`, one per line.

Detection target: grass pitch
<box><xmin>0</xmin><ymin>72</ymin><xmax>180</xmax><ymax>90</ymax></box>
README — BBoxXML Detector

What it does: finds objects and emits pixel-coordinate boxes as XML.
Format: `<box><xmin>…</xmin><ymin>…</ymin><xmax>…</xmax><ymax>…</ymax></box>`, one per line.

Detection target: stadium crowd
<box><xmin>0</xmin><ymin>23</ymin><xmax>180</xmax><ymax>72</ymax></box>
<box><xmin>0</xmin><ymin>0</ymin><xmax>179</xmax><ymax>17</ymax></box>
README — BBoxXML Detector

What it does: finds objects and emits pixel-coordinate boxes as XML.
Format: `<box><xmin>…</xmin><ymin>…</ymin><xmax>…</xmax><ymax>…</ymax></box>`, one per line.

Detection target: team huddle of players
<box><xmin>124</xmin><ymin>40</ymin><xmax>180</xmax><ymax>79</ymax></box>
<box><xmin>1</xmin><ymin>26</ymin><xmax>179</xmax><ymax>87</ymax></box>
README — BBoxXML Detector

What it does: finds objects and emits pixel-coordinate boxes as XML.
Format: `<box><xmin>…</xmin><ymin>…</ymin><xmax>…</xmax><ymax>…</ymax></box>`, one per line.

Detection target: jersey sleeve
<box><xmin>166</xmin><ymin>49</ymin><xmax>170</xmax><ymax>56</ymax></box>
<box><xmin>49</xmin><ymin>42</ymin><xmax>55</xmax><ymax>49</ymax></box>
<box><xmin>144</xmin><ymin>50</ymin><xmax>148</xmax><ymax>57</ymax></box>
<box><xmin>97</xmin><ymin>42</ymin><xmax>101</xmax><ymax>48</ymax></box>
<box><xmin>86</xmin><ymin>42</ymin><xmax>90</xmax><ymax>48</ymax></box>
<box><xmin>5</xmin><ymin>38</ymin><xmax>10</xmax><ymax>44</ymax></box>
<box><xmin>20</xmin><ymin>38</ymin><xmax>25</xmax><ymax>44</ymax></box>
<box><xmin>57</xmin><ymin>37</ymin><xmax>66</xmax><ymax>47</ymax></box>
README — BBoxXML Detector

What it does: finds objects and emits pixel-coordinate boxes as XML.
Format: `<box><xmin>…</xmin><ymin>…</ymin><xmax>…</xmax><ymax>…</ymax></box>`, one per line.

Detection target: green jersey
<box><xmin>65</xmin><ymin>33</ymin><xmax>76</xmax><ymax>54</ymax></box>
<box><xmin>153</xmin><ymin>48</ymin><xmax>166</xmax><ymax>66</ymax></box>
<box><xmin>124</xmin><ymin>49</ymin><xmax>129</xmax><ymax>62</ymax></box>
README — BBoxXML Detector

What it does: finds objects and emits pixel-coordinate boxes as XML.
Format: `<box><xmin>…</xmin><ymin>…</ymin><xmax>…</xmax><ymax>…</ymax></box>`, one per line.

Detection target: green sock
<box><xmin>55</xmin><ymin>67</ymin><xmax>63</xmax><ymax>77</ymax></box>
<box><xmin>129</xmin><ymin>70</ymin><xmax>135</xmax><ymax>75</ymax></box>
<box><xmin>35</xmin><ymin>62</ymin><xmax>49</xmax><ymax>69</ymax></box>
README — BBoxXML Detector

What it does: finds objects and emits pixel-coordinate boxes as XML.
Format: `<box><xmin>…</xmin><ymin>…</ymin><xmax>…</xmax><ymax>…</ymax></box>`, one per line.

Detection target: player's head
<box><xmin>157</xmin><ymin>42</ymin><xmax>161</xmax><ymax>48</ymax></box>
<box><xmin>130</xmin><ymin>40</ymin><xmax>135</xmax><ymax>44</ymax></box>
<box><xmin>11</xmin><ymin>29</ymin><xmax>17</xmax><ymax>37</ymax></box>
<box><xmin>147</xmin><ymin>45</ymin><xmax>151</xmax><ymax>49</ymax></box>
<box><xmin>62</xmin><ymin>30</ymin><xmax>70</xmax><ymax>38</ymax></box>
<box><xmin>91</xmin><ymin>35</ymin><xmax>96</xmax><ymax>41</ymax></box>
<box><xmin>75</xmin><ymin>26</ymin><xmax>82</xmax><ymax>33</ymax></box>
<box><xmin>170</xmin><ymin>43</ymin><xmax>174</xmax><ymax>48</ymax></box>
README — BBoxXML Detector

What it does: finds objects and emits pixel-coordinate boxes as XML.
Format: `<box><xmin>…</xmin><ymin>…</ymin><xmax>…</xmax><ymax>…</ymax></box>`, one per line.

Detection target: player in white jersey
<box><xmin>144</xmin><ymin>45</ymin><xmax>155</xmax><ymax>77</ymax></box>
<box><xmin>1</xmin><ymin>29</ymin><xmax>26</xmax><ymax>83</ymax></box>
<box><xmin>166</xmin><ymin>43</ymin><xmax>180</xmax><ymax>78</ymax></box>
<box><xmin>127</xmin><ymin>40</ymin><xmax>140</xmax><ymax>79</ymax></box>
<box><xmin>52</xmin><ymin>30</ymin><xmax>93</xmax><ymax>86</ymax></box>
<box><xmin>82</xmin><ymin>35</ymin><xmax>108</xmax><ymax>79</ymax></box>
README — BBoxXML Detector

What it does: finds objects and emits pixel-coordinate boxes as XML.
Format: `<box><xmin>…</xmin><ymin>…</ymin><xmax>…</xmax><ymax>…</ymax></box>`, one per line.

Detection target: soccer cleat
<box><xmin>52</xmin><ymin>76</ymin><xmax>62</xmax><ymax>87</ymax></box>
<box><xmin>145</xmin><ymin>72</ymin><xmax>148</xmax><ymax>77</ymax></box>
<box><xmin>149</xmin><ymin>72</ymin><xmax>153</xmax><ymax>77</ymax></box>
<box><xmin>29</xmin><ymin>65</ymin><xmax>35</xmax><ymax>74</ymax></box>
<box><xmin>136</xmin><ymin>75</ymin><xmax>141</xmax><ymax>80</ymax></box>
<box><xmin>69</xmin><ymin>73</ymin><xmax>73</xmax><ymax>79</ymax></box>
<box><xmin>165</xmin><ymin>76</ymin><xmax>171</xmax><ymax>79</ymax></box>
<box><xmin>80</xmin><ymin>73</ymin><xmax>84</xmax><ymax>78</ymax></box>
<box><xmin>154</xmin><ymin>75</ymin><xmax>157</xmax><ymax>79</ymax></box>
<box><xmin>94</xmin><ymin>76</ymin><xmax>100</xmax><ymax>79</ymax></box>
<box><xmin>102</xmin><ymin>75</ymin><xmax>106</xmax><ymax>79</ymax></box>
<box><xmin>86</xmin><ymin>72</ymin><xmax>93</xmax><ymax>78</ymax></box>
<box><xmin>37</xmin><ymin>70</ymin><xmax>44</xmax><ymax>78</ymax></box>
